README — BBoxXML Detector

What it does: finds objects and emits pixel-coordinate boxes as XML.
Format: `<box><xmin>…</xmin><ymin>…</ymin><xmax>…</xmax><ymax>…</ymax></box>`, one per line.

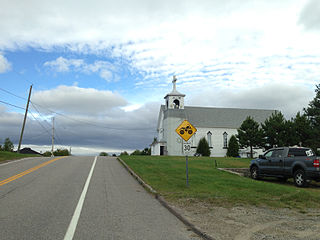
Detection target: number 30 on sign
<box><xmin>183</xmin><ymin>143</ymin><xmax>191</xmax><ymax>153</ymax></box>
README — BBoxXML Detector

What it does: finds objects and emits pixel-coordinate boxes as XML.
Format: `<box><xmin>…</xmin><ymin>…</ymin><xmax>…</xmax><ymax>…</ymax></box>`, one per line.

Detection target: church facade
<box><xmin>151</xmin><ymin>76</ymin><xmax>276</xmax><ymax>158</ymax></box>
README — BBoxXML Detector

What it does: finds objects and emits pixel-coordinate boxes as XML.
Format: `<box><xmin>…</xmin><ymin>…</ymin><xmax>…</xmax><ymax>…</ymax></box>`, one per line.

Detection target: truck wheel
<box><xmin>250</xmin><ymin>166</ymin><xmax>260</xmax><ymax>180</ymax></box>
<box><xmin>293</xmin><ymin>169</ymin><xmax>308</xmax><ymax>187</ymax></box>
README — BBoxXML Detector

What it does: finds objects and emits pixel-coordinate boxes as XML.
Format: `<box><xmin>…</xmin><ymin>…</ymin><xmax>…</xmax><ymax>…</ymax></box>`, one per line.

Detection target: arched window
<box><xmin>207</xmin><ymin>131</ymin><xmax>212</xmax><ymax>147</ymax></box>
<box><xmin>173</xmin><ymin>99</ymin><xmax>180</xmax><ymax>109</ymax></box>
<box><xmin>223</xmin><ymin>132</ymin><xmax>228</xmax><ymax>148</ymax></box>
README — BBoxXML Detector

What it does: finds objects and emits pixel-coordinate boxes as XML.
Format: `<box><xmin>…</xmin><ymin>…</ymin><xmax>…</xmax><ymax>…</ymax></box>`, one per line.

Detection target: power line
<box><xmin>0</xmin><ymin>100</ymin><xmax>25</xmax><ymax>110</ymax></box>
<box><xmin>0</xmin><ymin>87</ymin><xmax>155</xmax><ymax>132</ymax></box>
<box><xmin>0</xmin><ymin>87</ymin><xmax>27</xmax><ymax>101</ymax></box>
<box><xmin>30</xmin><ymin>102</ymin><xmax>155</xmax><ymax>132</ymax></box>
<box><xmin>29</xmin><ymin>111</ymin><xmax>52</xmax><ymax>137</ymax></box>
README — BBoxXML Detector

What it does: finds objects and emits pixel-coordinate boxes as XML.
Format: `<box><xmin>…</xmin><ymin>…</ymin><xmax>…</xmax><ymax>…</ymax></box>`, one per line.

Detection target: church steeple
<box><xmin>164</xmin><ymin>75</ymin><xmax>185</xmax><ymax>110</ymax></box>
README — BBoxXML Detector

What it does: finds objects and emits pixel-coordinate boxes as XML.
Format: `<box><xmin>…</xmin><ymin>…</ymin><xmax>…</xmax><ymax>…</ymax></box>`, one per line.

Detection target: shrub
<box><xmin>227</xmin><ymin>135</ymin><xmax>239</xmax><ymax>157</ymax></box>
<box><xmin>196</xmin><ymin>137</ymin><xmax>211</xmax><ymax>156</ymax></box>
<box><xmin>53</xmin><ymin>149</ymin><xmax>70</xmax><ymax>156</ymax></box>
<box><xmin>43</xmin><ymin>151</ymin><xmax>52</xmax><ymax>157</ymax></box>
<box><xmin>99</xmin><ymin>152</ymin><xmax>109</xmax><ymax>156</ymax></box>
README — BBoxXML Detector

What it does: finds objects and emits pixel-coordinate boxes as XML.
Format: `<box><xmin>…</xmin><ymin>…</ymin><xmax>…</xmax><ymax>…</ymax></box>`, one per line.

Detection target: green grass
<box><xmin>121</xmin><ymin>155</ymin><xmax>320</xmax><ymax>210</ymax></box>
<box><xmin>0</xmin><ymin>151</ymin><xmax>40</xmax><ymax>163</ymax></box>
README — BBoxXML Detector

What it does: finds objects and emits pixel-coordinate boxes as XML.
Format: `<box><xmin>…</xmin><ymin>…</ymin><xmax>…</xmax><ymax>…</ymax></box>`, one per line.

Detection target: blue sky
<box><xmin>1</xmin><ymin>0</ymin><xmax>320</xmax><ymax>154</ymax></box>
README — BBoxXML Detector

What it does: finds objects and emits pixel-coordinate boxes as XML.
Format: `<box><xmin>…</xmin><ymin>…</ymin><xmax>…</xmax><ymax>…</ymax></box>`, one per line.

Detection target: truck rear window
<box><xmin>288</xmin><ymin>148</ymin><xmax>314</xmax><ymax>157</ymax></box>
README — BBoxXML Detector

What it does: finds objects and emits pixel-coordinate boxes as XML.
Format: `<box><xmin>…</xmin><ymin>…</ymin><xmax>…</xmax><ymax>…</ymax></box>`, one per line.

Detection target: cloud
<box><xmin>0</xmin><ymin>54</ymin><xmax>11</xmax><ymax>73</ymax></box>
<box><xmin>44</xmin><ymin>57</ymin><xmax>119</xmax><ymax>81</ymax></box>
<box><xmin>0</xmin><ymin>100</ymin><xmax>159</xmax><ymax>154</ymax></box>
<box><xmin>299</xmin><ymin>0</ymin><xmax>320</xmax><ymax>31</ymax></box>
<box><xmin>188</xmin><ymin>83</ymin><xmax>314</xmax><ymax>119</ymax></box>
<box><xmin>44</xmin><ymin>57</ymin><xmax>84</xmax><ymax>72</ymax></box>
<box><xmin>1</xmin><ymin>0</ymin><xmax>319</xmax><ymax>91</ymax></box>
<box><xmin>32</xmin><ymin>85</ymin><xmax>127</xmax><ymax>115</ymax></box>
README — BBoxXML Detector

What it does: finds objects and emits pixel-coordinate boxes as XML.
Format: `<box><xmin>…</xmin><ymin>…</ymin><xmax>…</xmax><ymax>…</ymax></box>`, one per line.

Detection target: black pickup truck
<box><xmin>250</xmin><ymin>147</ymin><xmax>320</xmax><ymax>187</ymax></box>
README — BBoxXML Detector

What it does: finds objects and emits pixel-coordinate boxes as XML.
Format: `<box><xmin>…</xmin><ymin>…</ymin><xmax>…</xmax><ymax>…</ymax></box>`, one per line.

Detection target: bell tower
<box><xmin>164</xmin><ymin>75</ymin><xmax>185</xmax><ymax>110</ymax></box>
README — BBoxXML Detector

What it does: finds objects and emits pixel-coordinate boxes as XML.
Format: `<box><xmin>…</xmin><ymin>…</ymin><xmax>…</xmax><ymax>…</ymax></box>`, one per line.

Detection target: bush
<box><xmin>131</xmin><ymin>150</ymin><xmax>141</xmax><ymax>155</ymax></box>
<box><xmin>141</xmin><ymin>148</ymin><xmax>151</xmax><ymax>155</ymax></box>
<box><xmin>227</xmin><ymin>135</ymin><xmax>239</xmax><ymax>157</ymax></box>
<box><xmin>196</xmin><ymin>137</ymin><xmax>211</xmax><ymax>156</ymax></box>
<box><xmin>99</xmin><ymin>152</ymin><xmax>109</xmax><ymax>156</ymax></box>
<box><xmin>120</xmin><ymin>151</ymin><xmax>129</xmax><ymax>156</ymax></box>
<box><xmin>43</xmin><ymin>151</ymin><xmax>52</xmax><ymax>157</ymax></box>
<box><xmin>53</xmin><ymin>149</ymin><xmax>70</xmax><ymax>156</ymax></box>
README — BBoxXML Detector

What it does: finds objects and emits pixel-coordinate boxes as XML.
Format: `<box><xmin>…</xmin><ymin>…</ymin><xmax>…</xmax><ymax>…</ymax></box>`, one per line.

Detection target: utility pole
<box><xmin>51</xmin><ymin>117</ymin><xmax>54</xmax><ymax>157</ymax></box>
<box><xmin>18</xmin><ymin>85</ymin><xmax>33</xmax><ymax>153</ymax></box>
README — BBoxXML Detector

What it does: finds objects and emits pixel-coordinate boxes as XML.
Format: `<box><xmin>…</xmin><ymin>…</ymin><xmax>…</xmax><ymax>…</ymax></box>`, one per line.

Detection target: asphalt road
<box><xmin>0</xmin><ymin>156</ymin><xmax>199</xmax><ymax>240</ymax></box>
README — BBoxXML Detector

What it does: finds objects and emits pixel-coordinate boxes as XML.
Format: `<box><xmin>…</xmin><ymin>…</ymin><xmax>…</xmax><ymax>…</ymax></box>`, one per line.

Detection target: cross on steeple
<box><xmin>172</xmin><ymin>75</ymin><xmax>177</xmax><ymax>91</ymax></box>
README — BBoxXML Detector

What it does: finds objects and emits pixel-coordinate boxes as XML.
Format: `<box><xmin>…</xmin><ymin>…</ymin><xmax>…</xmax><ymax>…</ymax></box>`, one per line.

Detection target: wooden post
<box><xmin>18</xmin><ymin>85</ymin><xmax>32</xmax><ymax>152</ymax></box>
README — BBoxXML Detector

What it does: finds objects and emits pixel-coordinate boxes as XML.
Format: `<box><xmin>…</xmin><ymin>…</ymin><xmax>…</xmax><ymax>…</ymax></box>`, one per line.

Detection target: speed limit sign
<box><xmin>183</xmin><ymin>143</ymin><xmax>191</xmax><ymax>153</ymax></box>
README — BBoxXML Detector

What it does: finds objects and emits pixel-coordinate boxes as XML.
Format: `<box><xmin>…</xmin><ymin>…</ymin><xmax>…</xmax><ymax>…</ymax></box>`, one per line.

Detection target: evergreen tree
<box><xmin>293</xmin><ymin>112</ymin><xmax>313</xmax><ymax>147</ymax></box>
<box><xmin>226</xmin><ymin>135</ymin><xmax>239</xmax><ymax>157</ymax></box>
<box><xmin>305</xmin><ymin>84</ymin><xmax>320</xmax><ymax>129</ymax></box>
<box><xmin>261</xmin><ymin>111</ymin><xmax>286</xmax><ymax>149</ymax></box>
<box><xmin>304</xmin><ymin>84</ymin><xmax>320</xmax><ymax>152</ymax></box>
<box><xmin>282</xmin><ymin>120</ymin><xmax>299</xmax><ymax>147</ymax></box>
<box><xmin>4</xmin><ymin>138</ymin><xmax>14</xmax><ymax>152</ymax></box>
<box><xmin>196</xmin><ymin>137</ymin><xmax>211</xmax><ymax>156</ymax></box>
<box><xmin>237</xmin><ymin>116</ymin><xmax>263</xmax><ymax>158</ymax></box>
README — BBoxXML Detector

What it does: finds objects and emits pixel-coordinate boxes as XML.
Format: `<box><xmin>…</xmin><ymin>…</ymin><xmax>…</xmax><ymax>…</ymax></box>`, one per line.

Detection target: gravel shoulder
<box><xmin>166</xmin><ymin>196</ymin><xmax>320</xmax><ymax>240</ymax></box>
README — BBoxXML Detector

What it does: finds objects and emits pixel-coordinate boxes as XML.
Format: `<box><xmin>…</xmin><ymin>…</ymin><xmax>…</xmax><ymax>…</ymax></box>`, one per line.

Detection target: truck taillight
<box><xmin>313</xmin><ymin>159</ymin><xmax>320</xmax><ymax>168</ymax></box>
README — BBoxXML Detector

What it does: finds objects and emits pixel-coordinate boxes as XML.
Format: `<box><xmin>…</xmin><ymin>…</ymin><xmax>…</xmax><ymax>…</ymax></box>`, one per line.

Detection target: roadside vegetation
<box><xmin>0</xmin><ymin>138</ymin><xmax>40</xmax><ymax>162</ymax></box>
<box><xmin>121</xmin><ymin>155</ymin><xmax>320</xmax><ymax>210</ymax></box>
<box><xmin>0</xmin><ymin>151</ymin><xmax>40</xmax><ymax>163</ymax></box>
<box><xmin>43</xmin><ymin>149</ymin><xmax>70</xmax><ymax>156</ymax></box>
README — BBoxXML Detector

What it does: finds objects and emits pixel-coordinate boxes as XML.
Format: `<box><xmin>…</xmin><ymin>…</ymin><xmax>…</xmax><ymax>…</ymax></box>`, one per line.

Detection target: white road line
<box><xmin>63</xmin><ymin>156</ymin><xmax>97</xmax><ymax>240</ymax></box>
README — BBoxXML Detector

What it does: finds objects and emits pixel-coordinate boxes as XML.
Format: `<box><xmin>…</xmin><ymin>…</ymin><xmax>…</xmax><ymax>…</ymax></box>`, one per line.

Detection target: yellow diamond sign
<box><xmin>176</xmin><ymin>120</ymin><xmax>197</xmax><ymax>142</ymax></box>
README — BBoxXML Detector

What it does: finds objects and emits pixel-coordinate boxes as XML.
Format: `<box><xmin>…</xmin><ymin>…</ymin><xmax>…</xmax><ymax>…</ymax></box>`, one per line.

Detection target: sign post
<box><xmin>175</xmin><ymin>120</ymin><xmax>197</xmax><ymax>187</ymax></box>
<box><xmin>186</xmin><ymin>155</ymin><xmax>189</xmax><ymax>187</ymax></box>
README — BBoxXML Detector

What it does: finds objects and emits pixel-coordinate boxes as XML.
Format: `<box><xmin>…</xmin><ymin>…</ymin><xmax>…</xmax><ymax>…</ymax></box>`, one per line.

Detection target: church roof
<box><xmin>161</xmin><ymin>105</ymin><xmax>276</xmax><ymax>129</ymax></box>
<box><xmin>164</xmin><ymin>89</ymin><xmax>185</xmax><ymax>98</ymax></box>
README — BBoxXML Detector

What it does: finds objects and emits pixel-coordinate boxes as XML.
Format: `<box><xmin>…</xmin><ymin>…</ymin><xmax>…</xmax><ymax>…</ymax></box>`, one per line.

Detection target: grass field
<box><xmin>0</xmin><ymin>151</ymin><xmax>40</xmax><ymax>163</ymax></box>
<box><xmin>121</xmin><ymin>155</ymin><xmax>320</xmax><ymax>210</ymax></box>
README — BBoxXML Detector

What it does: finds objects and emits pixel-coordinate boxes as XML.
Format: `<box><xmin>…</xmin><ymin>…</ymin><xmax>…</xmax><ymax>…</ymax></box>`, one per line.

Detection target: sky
<box><xmin>0</xmin><ymin>0</ymin><xmax>320</xmax><ymax>155</ymax></box>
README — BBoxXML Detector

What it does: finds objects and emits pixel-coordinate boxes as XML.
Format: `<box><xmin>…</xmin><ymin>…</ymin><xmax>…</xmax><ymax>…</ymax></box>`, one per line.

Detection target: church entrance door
<box><xmin>160</xmin><ymin>146</ymin><xmax>164</xmax><ymax>155</ymax></box>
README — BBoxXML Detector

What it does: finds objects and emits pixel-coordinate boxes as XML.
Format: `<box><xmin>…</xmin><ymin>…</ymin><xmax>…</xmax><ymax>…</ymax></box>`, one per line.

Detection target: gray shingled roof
<box><xmin>162</xmin><ymin>105</ymin><xmax>276</xmax><ymax>128</ymax></box>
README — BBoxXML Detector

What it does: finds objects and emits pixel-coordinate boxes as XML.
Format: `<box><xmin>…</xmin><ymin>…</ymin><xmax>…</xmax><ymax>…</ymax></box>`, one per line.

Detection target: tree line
<box><xmin>195</xmin><ymin>84</ymin><xmax>320</xmax><ymax>158</ymax></box>
<box><xmin>228</xmin><ymin>84</ymin><xmax>320</xmax><ymax>158</ymax></box>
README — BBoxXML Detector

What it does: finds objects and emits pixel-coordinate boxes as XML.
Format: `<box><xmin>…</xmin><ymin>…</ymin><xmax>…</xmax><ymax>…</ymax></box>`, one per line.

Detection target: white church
<box><xmin>151</xmin><ymin>76</ymin><xmax>276</xmax><ymax>158</ymax></box>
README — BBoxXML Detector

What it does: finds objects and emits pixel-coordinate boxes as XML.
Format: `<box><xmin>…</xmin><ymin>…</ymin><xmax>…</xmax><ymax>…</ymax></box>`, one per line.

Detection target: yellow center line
<box><xmin>0</xmin><ymin>156</ymin><xmax>66</xmax><ymax>187</ymax></box>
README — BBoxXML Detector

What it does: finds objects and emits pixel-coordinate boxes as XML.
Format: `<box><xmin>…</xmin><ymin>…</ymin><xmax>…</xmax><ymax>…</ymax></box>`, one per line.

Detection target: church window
<box><xmin>173</xmin><ymin>99</ymin><xmax>180</xmax><ymax>109</ymax></box>
<box><xmin>207</xmin><ymin>131</ymin><xmax>212</xmax><ymax>147</ymax></box>
<box><xmin>223</xmin><ymin>132</ymin><xmax>228</xmax><ymax>148</ymax></box>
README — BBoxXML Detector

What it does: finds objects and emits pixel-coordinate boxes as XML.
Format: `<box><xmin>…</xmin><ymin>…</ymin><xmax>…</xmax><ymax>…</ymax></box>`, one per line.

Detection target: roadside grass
<box><xmin>121</xmin><ymin>155</ymin><xmax>320</xmax><ymax>210</ymax></box>
<box><xmin>0</xmin><ymin>151</ymin><xmax>40</xmax><ymax>163</ymax></box>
